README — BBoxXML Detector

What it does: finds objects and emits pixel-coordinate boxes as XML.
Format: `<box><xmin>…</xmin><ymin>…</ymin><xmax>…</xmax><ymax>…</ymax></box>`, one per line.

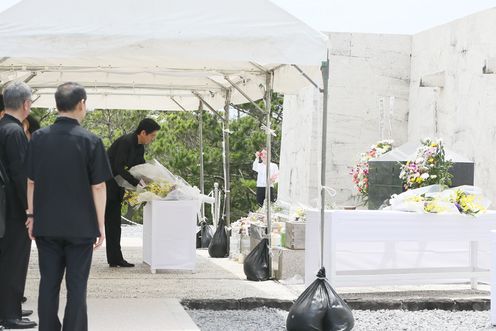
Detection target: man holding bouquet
<box><xmin>105</xmin><ymin>118</ymin><xmax>160</xmax><ymax>267</ymax></box>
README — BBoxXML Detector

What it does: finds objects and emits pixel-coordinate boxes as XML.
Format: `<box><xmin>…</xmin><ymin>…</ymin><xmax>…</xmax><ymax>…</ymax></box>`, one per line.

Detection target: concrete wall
<box><xmin>408</xmin><ymin>8</ymin><xmax>496</xmax><ymax>203</ymax></box>
<box><xmin>280</xmin><ymin>10</ymin><xmax>496</xmax><ymax>208</ymax></box>
<box><xmin>279</xmin><ymin>32</ymin><xmax>412</xmax><ymax>207</ymax></box>
<box><xmin>278</xmin><ymin>86</ymin><xmax>322</xmax><ymax>207</ymax></box>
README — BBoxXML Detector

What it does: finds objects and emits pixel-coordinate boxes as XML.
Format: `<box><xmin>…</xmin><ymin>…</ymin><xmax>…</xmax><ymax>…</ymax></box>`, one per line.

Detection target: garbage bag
<box><xmin>243</xmin><ymin>238</ymin><xmax>270</xmax><ymax>281</ymax></box>
<box><xmin>286</xmin><ymin>267</ymin><xmax>354</xmax><ymax>331</ymax></box>
<box><xmin>196</xmin><ymin>227</ymin><xmax>202</xmax><ymax>248</ymax></box>
<box><xmin>208</xmin><ymin>218</ymin><xmax>229</xmax><ymax>258</ymax></box>
<box><xmin>200</xmin><ymin>222</ymin><xmax>213</xmax><ymax>248</ymax></box>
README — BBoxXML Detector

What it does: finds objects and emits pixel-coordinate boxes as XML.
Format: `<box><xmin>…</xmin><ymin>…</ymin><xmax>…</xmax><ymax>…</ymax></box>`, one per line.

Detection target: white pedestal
<box><xmin>306</xmin><ymin>210</ymin><xmax>496</xmax><ymax>287</ymax></box>
<box><xmin>143</xmin><ymin>200</ymin><xmax>198</xmax><ymax>273</ymax></box>
<box><xmin>491</xmin><ymin>230</ymin><xmax>496</xmax><ymax>325</ymax></box>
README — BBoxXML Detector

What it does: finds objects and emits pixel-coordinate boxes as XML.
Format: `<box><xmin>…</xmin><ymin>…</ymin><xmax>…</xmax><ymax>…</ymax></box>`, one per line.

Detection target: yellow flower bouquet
<box><xmin>399</xmin><ymin>138</ymin><xmax>453</xmax><ymax>190</ymax></box>
<box><xmin>120</xmin><ymin>159</ymin><xmax>205</xmax><ymax>208</ymax></box>
<box><xmin>124</xmin><ymin>181</ymin><xmax>176</xmax><ymax>208</ymax></box>
<box><xmin>389</xmin><ymin>185</ymin><xmax>490</xmax><ymax>216</ymax></box>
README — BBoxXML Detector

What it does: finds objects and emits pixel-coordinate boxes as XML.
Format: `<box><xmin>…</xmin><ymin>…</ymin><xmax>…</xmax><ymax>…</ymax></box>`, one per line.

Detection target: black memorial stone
<box><xmin>368</xmin><ymin>142</ymin><xmax>474</xmax><ymax>210</ymax></box>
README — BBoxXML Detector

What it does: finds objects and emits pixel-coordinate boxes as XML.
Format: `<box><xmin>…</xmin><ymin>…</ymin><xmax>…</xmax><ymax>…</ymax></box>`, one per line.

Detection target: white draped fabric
<box><xmin>0</xmin><ymin>0</ymin><xmax>328</xmax><ymax>110</ymax></box>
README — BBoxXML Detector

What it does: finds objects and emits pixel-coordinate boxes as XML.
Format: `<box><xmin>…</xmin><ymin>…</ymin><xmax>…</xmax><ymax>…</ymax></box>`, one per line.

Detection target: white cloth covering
<box><xmin>0</xmin><ymin>0</ymin><xmax>328</xmax><ymax>110</ymax></box>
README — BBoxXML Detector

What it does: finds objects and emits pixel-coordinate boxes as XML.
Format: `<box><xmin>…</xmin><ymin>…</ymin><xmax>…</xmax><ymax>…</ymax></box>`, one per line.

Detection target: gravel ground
<box><xmin>187</xmin><ymin>308</ymin><xmax>496</xmax><ymax>331</ymax></box>
<box><xmin>188</xmin><ymin>308</ymin><xmax>287</xmax><ymax>331</ymax></box>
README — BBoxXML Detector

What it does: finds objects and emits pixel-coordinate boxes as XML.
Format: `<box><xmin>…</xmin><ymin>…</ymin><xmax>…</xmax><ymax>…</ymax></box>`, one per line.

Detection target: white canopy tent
<box><xmin>0</xmin><ymin>0</ymin><xmax>327</xmax><ymax>110</ymax></box>
<box><xmin>0</xmin><ymin>0</ymin><xmax>330</xmax><ymax>274</ymax></box>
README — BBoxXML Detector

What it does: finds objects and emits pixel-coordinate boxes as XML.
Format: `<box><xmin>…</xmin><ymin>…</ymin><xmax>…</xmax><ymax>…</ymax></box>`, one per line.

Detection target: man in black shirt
<box><xmin>26</xmin><ymin>83</ymin><xmax>112</xmax><ymax>331</ymax></box>
<box><xmin>0</xmin><ymin>94</ymin><xmax>4</xmax><ymax>118</ymax></box>
<box><xmin>0</xmin><ymin>82</ymin><xmax>37</xmax><ymax>329</ymax></box>
<box><xmin>105</xmin><ymin>118</ymin><xmax>160</xmax><ymax>267</ymax></box>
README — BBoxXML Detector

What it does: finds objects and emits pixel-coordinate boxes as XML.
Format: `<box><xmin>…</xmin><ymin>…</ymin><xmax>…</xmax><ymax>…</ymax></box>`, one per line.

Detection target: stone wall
<box><xmin>279</xmin><ymin>32</ymin><xmax>412</xmax><ymax>207</ymax></box>
<box><xmin>278</xmin><ymin>86</ymin><xmax>322</xmax><ymax>207</ymax></box>
<box><xmin>408</xmin><ymin>8</ymin><xmax>496</xmax><ymax>203</ymax></box>
<box><xmin>280</xmin><ymin>10</ymin><xmax>496</xmax><ymax>208</ymax></box>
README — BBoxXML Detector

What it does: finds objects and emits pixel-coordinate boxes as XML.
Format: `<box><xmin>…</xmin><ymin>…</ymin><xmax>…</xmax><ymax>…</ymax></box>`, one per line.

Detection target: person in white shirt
<box><xmin>252</xmin><ymin>149</ymin><xmax>279</xmax><ymax>206</ymax></box>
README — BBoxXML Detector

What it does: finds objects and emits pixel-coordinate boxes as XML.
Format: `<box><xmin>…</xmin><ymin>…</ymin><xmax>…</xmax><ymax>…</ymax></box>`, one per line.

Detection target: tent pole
<box><xmin>224</xmin><ymin>76</ymin><xmax>267</xmax><ymax>115</ymax></box>
<box><xmin>265</xmin><ymin>71</ymin><xmax>273</xmax><ymax>275</ymax></box>
<box><xmin>291</xmin><ymin>64</ymin><xmax>324</xmax><ymax>92</ymax></box>
<box><xmin>223</xmin><ymin>89</ymin><xmax>232</xmax><ymax>225</ymax></box>
<box><xmin>198</xmin><ymin>101</ymin><xmax>205</xmax><ymax>221</ymax></box>
<box><xmin>192</xmin><ymin>91</ymin><xmax>224</xmax><ymax>121</ymax></box>
<box><xmin>171</xmin><ymin>97</ymin><xmax>188</xmax><ymax>112</ymax></box>
<box><xmin>320</xmin><ymin>56</ymin><xmax>330</xmax><ymax>268</ymax></box>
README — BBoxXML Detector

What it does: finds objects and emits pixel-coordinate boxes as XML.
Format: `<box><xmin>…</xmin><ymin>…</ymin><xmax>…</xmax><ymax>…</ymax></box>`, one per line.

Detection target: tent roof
<box><xmin>0</xmin><ymin>0</ymin><xmax>328</xmax><ymax>110</ymax></box>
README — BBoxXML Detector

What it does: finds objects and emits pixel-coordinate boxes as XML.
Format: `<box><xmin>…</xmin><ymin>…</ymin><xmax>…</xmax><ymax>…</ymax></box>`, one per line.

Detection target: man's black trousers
<box><xmin>256</xmin><ymin>187</ymin><xmax>276</xmax><ymax>207</ymax></box>
<box><xmin>36</xmin><ymin>237</ymin><xmax>94</xmax><ymax>331</ymax></box>
<box><xmin>0</xmin><ymin>217</ymin><xmax>31</xmax><ymax>320</ymax></box>
<box><xmin>105</xmin><ymin>192</ymin><xmax>124</xmax><ymax>265</ymax></box>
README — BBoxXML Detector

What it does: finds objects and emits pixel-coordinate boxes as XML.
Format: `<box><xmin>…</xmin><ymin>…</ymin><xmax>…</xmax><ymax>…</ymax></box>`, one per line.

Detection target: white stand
<box><xmin>143</xmin><ymin>200</ymin><xmax>198</xmax><ymax>273</ymax></box>
<box><xmin>306</xmin><ymin>210</ymin><xmax>496</xmax><ymax>287</ymax></box>
<box><xmin>491</xmin><ymin>230</ymin><xmax>496</xmax><ymax>325</ymax></box>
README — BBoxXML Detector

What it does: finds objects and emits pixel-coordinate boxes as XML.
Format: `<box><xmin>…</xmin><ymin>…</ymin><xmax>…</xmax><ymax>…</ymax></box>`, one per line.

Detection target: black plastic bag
<box><xmin>196</xmin><ymin>227</ymin><xmax>202</xmax><ymax>248</ymax></box>
<box><xmin>208</xmin><ymin>219</ymin><xmax>229</xmax><ymax>258</ymax></box>
<box><xmin>243</xmin><ymin>238</ymin><xmax>270</xmax><ymax>281</ymax></box>
<box><xmin>286</xmin><ymin>267</ymin><xmax>354</xmax><ymax>331</ymax></box>
<box><xmin>200</xmin><ymin>222</ymin><xmax>213</xmax><ymax>248</ymax></box>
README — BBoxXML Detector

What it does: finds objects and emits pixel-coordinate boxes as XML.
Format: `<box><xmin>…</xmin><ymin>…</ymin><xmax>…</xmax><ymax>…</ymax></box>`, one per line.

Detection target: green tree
<box><xmin>83</xmin><ymin>109</ymin><xmax>151</xmax><ymax>148</ymax></box>
<box><xmin>28</xmin><ymin>92</ymin><xmax>283</xmax><ymax>224</ymax></box>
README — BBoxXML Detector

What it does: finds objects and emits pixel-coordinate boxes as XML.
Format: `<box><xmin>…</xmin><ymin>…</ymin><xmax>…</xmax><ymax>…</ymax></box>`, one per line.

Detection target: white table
<box><xmin>305</xmin><ymin>210</ymin><xmax>496</xmax><ymax>289</ymax></box>
<box><xmin>143</xmin><ymin>200</ymin><xmax>199</xmax><ymax>273</ymax></box>
<box><xmin>491</xmin><ymin>230</ymin><xmax>496</xmax><ymax>325</ymax></box>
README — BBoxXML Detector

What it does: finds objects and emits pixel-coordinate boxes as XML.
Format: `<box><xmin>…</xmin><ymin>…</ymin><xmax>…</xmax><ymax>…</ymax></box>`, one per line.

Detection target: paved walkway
<box><xmin>20</xmin><ymin>225</ymin><xmax>491</xmax><ymax>330</ymax></box>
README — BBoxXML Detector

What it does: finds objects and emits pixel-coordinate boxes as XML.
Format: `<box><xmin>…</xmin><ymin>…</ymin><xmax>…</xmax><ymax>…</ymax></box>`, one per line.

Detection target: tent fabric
<box><xmin>0</xmin><ymin>0</ymin><xmax>326</xmax><ymax>66</ymax></box>
<box><xmin>0</xmin><ymin>0</ymin><xmax>328</xmax><ymax>110</ymax></box>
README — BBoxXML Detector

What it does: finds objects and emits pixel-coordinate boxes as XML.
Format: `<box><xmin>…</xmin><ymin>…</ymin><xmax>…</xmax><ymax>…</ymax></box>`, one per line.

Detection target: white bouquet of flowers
<box><xmin>388</xmin><ymin>184</ymin><xmax>490</xmax><ymax>216</ymax></box>
<box><xmin>118</xmin><ymin>159</ymin><xmax>213</xmax><ymax>207</ymax></box>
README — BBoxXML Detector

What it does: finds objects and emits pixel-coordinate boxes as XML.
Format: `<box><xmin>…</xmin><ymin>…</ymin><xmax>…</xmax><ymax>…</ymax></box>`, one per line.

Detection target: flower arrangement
<box><xmin>453</xmin><ymin>189</ymin><xmax>487</xmax><ymax>215</ymax></box>
<box><xmin>124</xmin><ymin>180</ymin><xmax>176</xmax><ymax>208</ymax></box>
<box><xmin>118</xmin><ymin>159</ymin><xmax>207</xmax><ymax>208</ymax></box>
<box><xmin>416</xmin><ymin>190</ymin><xmax>487</xmax><ymax>215</ymax></box>
<box><xmin>294</xmin><ymin>208</ymin><xmax>306</xmax><ymax>221</ymax></box>
<box><xmin>389</xmin><ymin>185</ymin><xmax>489</xmax><ymax>216</ymax></box>
<box><xmin>399</xmin><ymin>138</ymin><xmax>453</xmax><ymax>190</ymax></box>
<box><xmin>350</xmin><ymin>139</ymin><xmax>394</xmax><ymax>198</ymax></box>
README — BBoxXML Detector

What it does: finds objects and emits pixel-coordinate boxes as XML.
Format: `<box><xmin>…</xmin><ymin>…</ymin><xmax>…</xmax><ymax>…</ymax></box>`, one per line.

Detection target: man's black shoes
<box><xmin>109</xmin><ymin>260</ymin><xmax>135</xmax><ymax>268</ymax></box>
<box><xmin>0</xmin><ymin>318</ymin><xmax>37</xmax><ymax>329</ymax></box>
<box><xmin>21</xmin><ymin>310</ymin><xmax>32</xmax><ymax>317</ymax></box>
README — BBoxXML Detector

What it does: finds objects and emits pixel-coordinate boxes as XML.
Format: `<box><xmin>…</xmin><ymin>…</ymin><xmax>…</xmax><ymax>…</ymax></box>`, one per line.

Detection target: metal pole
<box><xmin>265</xmin><ymin>71</ymin><xmax>273</xmax><ymax>275</ymax></box>
<box><xmin>223</xmin><ymin>89</ymin><xmax>232</xmax><ymax>225</ymax></box>
<box><xmin>191</xmin><ymin>91</ymin><xmax>224</xmax><ymax>121</ymax></box>
<box><xmin>171</xmin><ymin>97</ymin><xmax>188</xmax><ymax>112</ymax></box>
<box><xmin>320</xmin><ymin>57</ymin><xmax>330</xmax><ymax>268</ymax></box>
<box><xmin>198</xmin><ymin>101</ymin><xmax>205</xmax><ymax>221</ymax></box>
<box><xmin>224</xmin><ymin>76</ymin><xmax>267</xmax><ymax>115</ymax></box>
<box><xmin>213</xmin><ymin>182</ymin><xmax>220</xmax><ymax>227</ymax></box>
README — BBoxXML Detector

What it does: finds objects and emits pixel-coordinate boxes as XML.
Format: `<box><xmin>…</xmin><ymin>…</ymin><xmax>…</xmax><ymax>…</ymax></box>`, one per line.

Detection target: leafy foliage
<box><xmin>29</xmin><ymin>93</ymin><xmax>283</xmax><ymax>223</ymax></box>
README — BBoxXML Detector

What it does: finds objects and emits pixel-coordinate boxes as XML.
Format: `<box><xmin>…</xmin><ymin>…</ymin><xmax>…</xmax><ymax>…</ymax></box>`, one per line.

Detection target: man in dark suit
<box><xmin>0</xmin><ymin>94</ymin><xmax>5</xmax><ymax>119</ymax></box>
<box><xmin>105</xmin><ymin>118</ymin><xmax>160</xmax><ymax>267</ymax></box>
<box><xmin>0</xmin><ymin>82</ymin><xmax>37</xmax><ymax>329</ymax></box>
<box><xmin>26</xmin><ymin>82</ymin><xmax>112</xmax><ymax>331</ymax></box>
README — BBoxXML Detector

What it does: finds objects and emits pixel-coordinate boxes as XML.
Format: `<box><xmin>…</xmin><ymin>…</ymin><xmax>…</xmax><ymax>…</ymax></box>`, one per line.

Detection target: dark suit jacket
<box><xmin>0</xmin><ymin>158</ymin><xmax>7</xmax><ymax>237</ymax></box>
<box><xmin>106</xmin><ymin>133</ymin><xmax>145</xmax><ymax>200</ymax></box>
<box><xmin>0</xmin><ymin>114</ymin><xmax>28</xmax><ymax>221</ymax></box>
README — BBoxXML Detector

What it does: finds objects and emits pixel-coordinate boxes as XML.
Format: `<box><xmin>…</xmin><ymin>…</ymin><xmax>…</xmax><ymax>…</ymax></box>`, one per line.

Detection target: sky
<box><xmin>271</xmin><ymin>0</ymin><xmax>495</xmax><ymax>34</ymax></box>
<box><xmin>0</xmin><ymin>0</ymin><xmax>494</xmax><ymax>35</ymax></box>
